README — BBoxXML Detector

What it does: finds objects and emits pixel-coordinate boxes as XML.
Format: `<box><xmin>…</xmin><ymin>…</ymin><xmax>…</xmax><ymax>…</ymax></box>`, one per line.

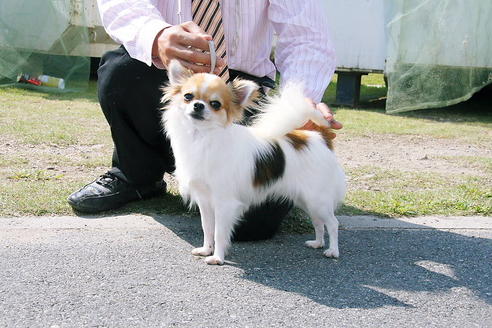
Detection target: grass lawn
<box><xmin>0</xmin><ymin>74</ymin><xmax>491</xmax><ymax>228</ymax></box>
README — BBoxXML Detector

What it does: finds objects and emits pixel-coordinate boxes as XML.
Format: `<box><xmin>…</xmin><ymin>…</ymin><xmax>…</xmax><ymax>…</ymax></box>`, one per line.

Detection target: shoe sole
<box><xmin>67</xmin><ymin>188</ymin><xmax>166</xmax><ymax>214</ymax></box>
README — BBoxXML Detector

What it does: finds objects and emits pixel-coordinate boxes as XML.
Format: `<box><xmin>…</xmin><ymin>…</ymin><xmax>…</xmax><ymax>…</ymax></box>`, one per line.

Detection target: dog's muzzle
<box><xmin>190</xmin><ymin>102</ymin><xmax>205</xmax><ymax>120</ymax></box>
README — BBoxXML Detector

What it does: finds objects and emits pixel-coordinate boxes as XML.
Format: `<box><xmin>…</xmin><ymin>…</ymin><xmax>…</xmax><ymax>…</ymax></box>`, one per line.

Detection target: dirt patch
<box><xmin>1</xmin><ymin>132</ymin><xmax>491</xmax><ymax>189</ymax></box>
<box><xmin>336</xmin><ymin>134</ymin><xmax>492</xmax><ymax>177</ymax></box>
<box><xmin>0</xmin><ymin>136</ymin><xmax>112</xmax><ymax>179</ymax></box>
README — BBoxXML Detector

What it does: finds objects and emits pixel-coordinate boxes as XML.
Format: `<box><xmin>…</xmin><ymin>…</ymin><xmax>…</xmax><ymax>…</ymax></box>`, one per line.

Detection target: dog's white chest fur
<box><xmin>167</xmin><ymin>115</ymin><xmax>256</xmax><ymax>203</ymax></box>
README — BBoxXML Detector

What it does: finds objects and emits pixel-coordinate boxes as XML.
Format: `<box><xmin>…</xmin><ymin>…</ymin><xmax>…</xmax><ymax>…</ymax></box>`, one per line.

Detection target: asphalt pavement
<box><xmin>1</xmin><ymin>214</ymin><xmax>491</xmax><ymax>327</ymax></box>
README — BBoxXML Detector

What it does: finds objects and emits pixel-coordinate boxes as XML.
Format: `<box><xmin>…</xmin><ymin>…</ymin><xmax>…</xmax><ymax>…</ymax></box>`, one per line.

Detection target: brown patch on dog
<box><xmin>312</xmin><ymin>125</ymin><xmax>335</xmax><ymax>150</ymax></box>
<box><xmin>253</xmin><ymin>141</ymin><xmax>285</xmax><ymax>188</ymax></box>
<box><xmin>286</xmin><ymin>130</ymin><xmax>309</xmax><ymax>150</ymax></box>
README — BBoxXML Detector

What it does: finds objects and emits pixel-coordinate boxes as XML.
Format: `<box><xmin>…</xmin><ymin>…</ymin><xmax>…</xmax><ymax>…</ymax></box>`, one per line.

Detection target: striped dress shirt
<box><xmin>97</xmin><ymin>0</ymin><xmax>336</xmax><ymax>102</ymax></box>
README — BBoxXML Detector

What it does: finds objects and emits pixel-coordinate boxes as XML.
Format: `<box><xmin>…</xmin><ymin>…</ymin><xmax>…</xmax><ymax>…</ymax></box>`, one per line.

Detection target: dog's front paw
<box><xmin>305</xmin><ymin>240</ymin><xmax>325</xmax><ymax>249</ymax></box>
<box><xmin>324</xmin><ymin>248</ymin><xmax>339</xmax><ymax>258</ymax></box>
<box><xmin>191</xmin><ymin>246</ymin><xmax>213</xmax><ymax>256</ymax></box>
<box><xmin>205</xmin><ymin>255</ymin><xmax>224</xmax><ymax>265</ymax></box>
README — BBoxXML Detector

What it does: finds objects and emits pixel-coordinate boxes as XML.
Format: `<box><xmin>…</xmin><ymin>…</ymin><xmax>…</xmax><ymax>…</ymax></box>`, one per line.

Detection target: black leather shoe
<box><xmin>67</xmin><ymin>171</ymin><xmax>166</xmax><ymax>214</ymax></box>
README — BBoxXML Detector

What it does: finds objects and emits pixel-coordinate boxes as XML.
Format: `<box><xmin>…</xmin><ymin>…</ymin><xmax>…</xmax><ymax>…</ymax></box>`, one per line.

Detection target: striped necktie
<box><xmin>191</xmin><ymin>0</ymin><xmax>230</xmax><ymax>82</ymax></box>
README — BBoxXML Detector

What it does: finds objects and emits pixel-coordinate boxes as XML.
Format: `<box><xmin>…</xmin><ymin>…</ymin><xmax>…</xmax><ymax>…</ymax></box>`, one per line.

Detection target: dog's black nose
<box><xmin>193</xmin><ymin>102</ymin><xmax>205</xmax><ymax>112</ymax></box>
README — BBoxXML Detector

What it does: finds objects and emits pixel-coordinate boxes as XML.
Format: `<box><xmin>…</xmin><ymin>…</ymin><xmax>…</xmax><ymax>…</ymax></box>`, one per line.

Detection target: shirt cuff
<box><xmin>305</xmin><ymin>88</ymin><xmax>326</xmax><ymax>104</ymax></box>
<box><xmin>135</xmin><ymin>19</ymin><xmax>172</xmax><ymax>67</ymax></box>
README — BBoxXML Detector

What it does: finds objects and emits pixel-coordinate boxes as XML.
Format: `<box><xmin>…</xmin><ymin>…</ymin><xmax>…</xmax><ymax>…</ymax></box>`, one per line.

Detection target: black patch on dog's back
<box><xmin>253</xmin><ymin>141</ymin><xmax>285</xmax><ymax>188</ymax></box>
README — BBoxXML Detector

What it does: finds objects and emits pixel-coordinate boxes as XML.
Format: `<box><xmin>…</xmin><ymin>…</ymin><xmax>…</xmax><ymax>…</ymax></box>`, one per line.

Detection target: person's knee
<box><xmin>97</xmin><ymin>48</ymin><xmax>166</xmax><ymax>112</ymax></box>
<box><xmin>97</xmin><ymin>50</ymin><xmax>134</xmax><ymax>109</ymax></box>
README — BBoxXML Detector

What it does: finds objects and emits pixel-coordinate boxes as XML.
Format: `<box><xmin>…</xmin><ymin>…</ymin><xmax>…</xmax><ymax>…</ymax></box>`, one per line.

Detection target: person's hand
<box><xmin>152</xmin><ymin>21</ymin><xmax>226</xmax><ymax>74</ymax></box>
<box><xmin>301</xmin><ymin>99</ymin><xmax>343</xmax><ymax>138</ymax></box>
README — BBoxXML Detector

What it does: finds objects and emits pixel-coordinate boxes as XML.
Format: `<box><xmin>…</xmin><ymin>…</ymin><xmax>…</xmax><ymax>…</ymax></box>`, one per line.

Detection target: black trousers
<box><xmin>97</xmin><ymin>46</ymin><xmax>291</xmax><ymax>241</ymax></box>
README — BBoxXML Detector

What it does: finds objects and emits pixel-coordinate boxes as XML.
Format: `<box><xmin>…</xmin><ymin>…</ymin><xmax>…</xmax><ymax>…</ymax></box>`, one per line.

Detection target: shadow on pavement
<box><xmin>150</xmin><ymin>214</ymin><xmax>492</xmax><ymax>309</ymax></box>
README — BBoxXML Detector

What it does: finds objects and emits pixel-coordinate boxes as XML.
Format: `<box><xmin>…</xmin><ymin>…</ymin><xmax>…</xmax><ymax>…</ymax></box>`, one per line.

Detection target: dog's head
<box><xmin>162</xmin><ymin>60</ymin><xmax>259</xmax><ymax>128</ymax></box>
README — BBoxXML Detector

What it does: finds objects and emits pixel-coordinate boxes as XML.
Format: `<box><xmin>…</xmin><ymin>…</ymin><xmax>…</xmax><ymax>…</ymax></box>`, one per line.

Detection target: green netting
<box><xmin>0</xmin><ymin>0</ymin><xmax>90</xmax><ymax>92</ymax></box>
<box><xmin>385</xmin><ymin>0</ymin><xmax>492</xmax><ymax>113</ymax></box>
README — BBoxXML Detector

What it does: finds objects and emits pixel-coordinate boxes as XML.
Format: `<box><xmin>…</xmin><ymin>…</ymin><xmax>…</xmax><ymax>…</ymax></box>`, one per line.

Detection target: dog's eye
<box><xmin>184</xmin><ymin>93</ymin><xmax>194</xmax><ymax>102</ymax></box>
<box><xmin>210</xmin><ymin>100</ymin><xmax>221</xmax><ymax>110</ymax></box>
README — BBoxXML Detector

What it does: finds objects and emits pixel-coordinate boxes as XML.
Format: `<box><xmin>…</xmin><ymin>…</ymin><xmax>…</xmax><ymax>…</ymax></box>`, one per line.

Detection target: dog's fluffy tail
<box><xmin>250</xmin><ymin>83</ymin><xmax>329</xmax><ymax>139</ymax></box>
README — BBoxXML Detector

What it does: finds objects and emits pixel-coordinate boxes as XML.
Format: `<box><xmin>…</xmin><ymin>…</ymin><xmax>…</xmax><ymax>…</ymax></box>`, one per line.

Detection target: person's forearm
<box><xmin>97</xmin><ymin>0</ymin><xmax>171</xmax><ymax>66</ymax></box>
<box><xmin>269</xmin><ymin>0</ymin><xmax>336</xmax><ymax>102</ymax></box>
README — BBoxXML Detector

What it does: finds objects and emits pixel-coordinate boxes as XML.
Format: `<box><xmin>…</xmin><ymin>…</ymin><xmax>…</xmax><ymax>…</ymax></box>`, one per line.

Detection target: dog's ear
<box><xmin>230</xmin><ymin>79</ymin><xmax>260</xmax><ymax>108</ymax></box>
<box><xmin>168</xmin><ymin>59</ymin><xmax>192</xmax><ymax>85</ymax></box>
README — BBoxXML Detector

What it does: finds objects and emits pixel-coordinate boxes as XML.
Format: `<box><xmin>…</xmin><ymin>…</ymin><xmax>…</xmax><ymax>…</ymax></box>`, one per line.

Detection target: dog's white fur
<box><xmin>162</xmin><ymin>60</ymin><xmax>346</xmax><ymax>265</ymax></box>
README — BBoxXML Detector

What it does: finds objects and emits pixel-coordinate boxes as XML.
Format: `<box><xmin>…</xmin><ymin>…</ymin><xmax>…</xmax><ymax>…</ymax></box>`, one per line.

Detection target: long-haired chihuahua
<box><xmin>162</xmin><ymin>60</ymin><xmax>346</xmax><ymax>265</ymax></box>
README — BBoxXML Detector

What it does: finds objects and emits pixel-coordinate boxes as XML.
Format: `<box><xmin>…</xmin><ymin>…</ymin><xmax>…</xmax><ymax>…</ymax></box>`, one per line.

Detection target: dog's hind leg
<box><xmin>322</xmin><ymin>209</ymin><xmax>340</xmax><ymax>258</ymax></box>
<box><xmin>304</xmin><ymin>215</ymin><xmax>325</xmax><ymax>249</ymax></box>
<box><xmin>205</xmin><ymin>200</ymin><xmax>242</xmax><ymax>265</ymax></box>
<box><xmin>192</xmin><ymin>195</ymin><xmax>215</xmax><ymax>257</ymax></box>
<box><xmin>305</xmin><ymin>204</ymin><xmax>339</xmax><ymax>258</ymax></box>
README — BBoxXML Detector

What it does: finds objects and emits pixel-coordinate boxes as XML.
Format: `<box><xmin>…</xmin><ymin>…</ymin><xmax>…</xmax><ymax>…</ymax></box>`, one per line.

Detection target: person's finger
<box><xmin>163</xmin><ymin>48</ymin><xmax>224</xmax><ymax>75</ymax></box>
<box><xmin>181</xmin><ymin>21</ymin><xmax>210</xmax><ymax>37</ymax></box>
<box><xmin>329</xmin><ymin>119</ymin><xmax>343</xmax><ymax>130</ymax></box>
<box><xmin>316</xmin><ymin>102</ymin><xmax>343</xmax><ymax>130</ymax></box>
<box><xmin>176</xmin><ymin>32</ymin><xmax>211</xmax><ymax>52</ymax></box>
<box><xmin>177</xmin><ymin>59</ymin><xmax>215</xmax><ymax>74</ymax></box>
<box><xmin>179</xmin><ymin>22</ymin><xmax>212</xmax><ymax>50</ymax></box>
<box><xmin>174</xmin><ymin>45</ymin><xmax>213</xmax><ymax>66</ymax></box>
<box><xmin>177</xmin><ymin>22</ymin><xmax>227</xmax><ymax>68</ymax></box>
<box><xmin>316</xmin><ymin>102</ymin><xmax>333</xmax><ymax>120</ymax></box>
<box><xmin>171</xmin><ymin>46</ymin><xmax>226</xmax><ymax>74</ymax></box>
